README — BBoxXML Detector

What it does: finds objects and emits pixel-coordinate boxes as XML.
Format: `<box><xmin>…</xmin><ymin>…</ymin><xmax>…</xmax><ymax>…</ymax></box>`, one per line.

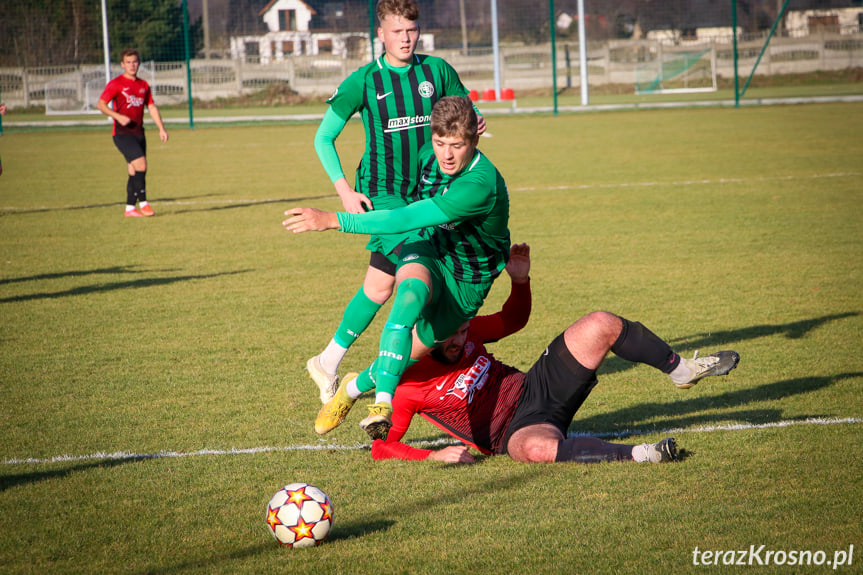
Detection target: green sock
<box><xmin>333</xmin><ymin>287</ymin><xmax>383</xmax><ymax>349</ymax></box>
<box><xmin>372</xmin><ymin>278</ymin><xmax>429</xmax><ymax>396</ymax></box>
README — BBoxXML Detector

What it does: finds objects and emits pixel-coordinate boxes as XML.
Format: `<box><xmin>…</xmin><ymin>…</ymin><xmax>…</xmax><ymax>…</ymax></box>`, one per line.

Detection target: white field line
<box><xmin>4</xmin><ymin>417</ymin><xmax>860</xmax><ymax>466</ymax></box>
<box><xmin>0</xmin><ymin>172</ymin><xmax>860</xmax><ymax>213</ymax></box>
<box><xmin>510</xmin><ymin>171</ymin><xmax>861</xmax><ymax>193</ymax></box>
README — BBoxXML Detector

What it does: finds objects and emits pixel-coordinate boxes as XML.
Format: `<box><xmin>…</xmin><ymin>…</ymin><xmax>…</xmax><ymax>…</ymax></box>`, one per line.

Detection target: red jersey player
<box><xmin>371</xmin><ymin>243</ymin><xmax>740</xmax><ymax>464</ymax></box>
<box><xmin>97</xmin><ymin>48</ymin><xmax>168</xmax><ymax>218</ymax></box>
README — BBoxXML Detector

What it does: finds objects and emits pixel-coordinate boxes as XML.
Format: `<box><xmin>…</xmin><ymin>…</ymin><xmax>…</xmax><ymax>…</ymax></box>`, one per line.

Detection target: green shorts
<box><xmin>397</xmin><ymin>241</ymin><xmax>493</xmax><ymax>348</ymax></box>
<box><xmin>364</xmin><ymin>195</ymin><xmax>426</xmax><ymax>263</ymax></box>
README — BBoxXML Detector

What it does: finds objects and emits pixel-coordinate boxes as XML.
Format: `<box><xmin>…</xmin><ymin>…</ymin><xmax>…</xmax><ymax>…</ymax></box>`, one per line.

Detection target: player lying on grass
<box><xmin>284</xmin><ymin>96</ymin><xmax>510</xmax><ymax>441</ymax></box>
<box><xmin>306</xmin><ymin>0</ymin><xmax>485</xmax><ymax>405</ymax></box>
<box><xmin>369</xmin><ymin>242</ymin><xmax>740</xmax><ymax>464</ymax></box>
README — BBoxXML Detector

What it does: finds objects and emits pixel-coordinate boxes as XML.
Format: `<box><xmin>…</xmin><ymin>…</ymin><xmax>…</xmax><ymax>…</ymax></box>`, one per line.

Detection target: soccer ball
<box><xmin>266</xmin><ymin>483</ymin><xmax>334</xmax><ymax>548</ymax></box>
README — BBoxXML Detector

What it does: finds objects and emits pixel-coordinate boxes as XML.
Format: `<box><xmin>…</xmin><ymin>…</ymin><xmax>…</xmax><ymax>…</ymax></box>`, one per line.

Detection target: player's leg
<box><xmin>504</xmin><ymin>331</ymin><xmax>677</xmax><ymax>464</ymax></box>
<box><xmin>369</xmin><ymin>262</ymin><xmax>432</xmax><ymax>401</ymax></box>
<box><xmin>309</xmin><ymin>259</ymin><xmax>394</xmax><ymax>403</ymax></box>
<box><xmin>608</xmin><ymin>314</ymin><xmax>740</xmax><ymax>388</ymax></box>
<box><xmin>114</xmin><ymin>135</ymin><xmax>148</xmax><ymax>217</ymax></box>
<box><xmin>506</xmin><ymin>424</ymin><xmax>636</xmax><ymax>463</ymax></box>
<box><xmin>129</xmin><ymin>147</ymin><xmax>152</xmax><ymax>215</ymax></box>
<box><xmin>314</xmin><ymin>263</ymin><xmax>432</xmax><ymax>437</ymax></box>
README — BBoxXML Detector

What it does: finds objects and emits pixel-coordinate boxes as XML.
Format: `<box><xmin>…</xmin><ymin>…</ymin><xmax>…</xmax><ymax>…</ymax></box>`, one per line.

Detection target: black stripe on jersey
<box><xmin>416</xmin><ymin>156</ymin><xmax>449</xmax><ymax>202</ymax></box>
<box><xmin>391</xmin><ymin>70</ymin><xmax>412</xmax><ymax>199</ymax></box>
<box><xmin>371</xmin><ymin>67</ymin><xmax>395</xmax><ymax>198</ymax></box>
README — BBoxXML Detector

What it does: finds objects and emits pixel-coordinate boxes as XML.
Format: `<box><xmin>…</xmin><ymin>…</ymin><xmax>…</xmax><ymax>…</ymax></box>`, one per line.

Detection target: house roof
<box><xmin>258</xmin><ymin>0</ymin><xmax>317</xmax><ymax>17</ymax></box>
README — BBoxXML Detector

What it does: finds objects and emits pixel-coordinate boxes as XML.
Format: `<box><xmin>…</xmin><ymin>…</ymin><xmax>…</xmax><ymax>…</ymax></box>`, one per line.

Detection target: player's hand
<box><xmin>333</xmin><ymin>178</ymin><xmax>372</xmax><ymax>214</ymax></box>
<box><xmin>282</xmin><ymin>208</ymin><xmax>339</xmax><ymax>233</ymax></box>
<box><xmin>339</xmin><ymin>190</ymin><xmax>373</xmax><ymax>213</ymax></box>
<box><xmin>505</xmin><ymin>243</ymin><xmax>530</xmax><ymax>283</ymax></box>
<box><xmin>428</xmin><ymin>445</ymin><xmax>475</xmax><ymax>464</ymax></box>
<box><xmin>159</xmin><ymin>128</ymin><xmax>169</xmax><ymax>143</ymax></box>
<box><xmin>117</xmin><ymin>114</ymin><xmax>131</xmax><ymax>126</ymax></box>
<box><xmin>476</xmin><ymin>115</ymin><xmax>487</xmax><ymax>136</ymax></box>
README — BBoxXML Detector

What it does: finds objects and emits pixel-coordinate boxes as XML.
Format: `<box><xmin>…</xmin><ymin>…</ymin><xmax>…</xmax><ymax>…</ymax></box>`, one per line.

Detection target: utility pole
<box><xmin>459</xmin><ymin>0</ymin><xmax>468</xmax><ymax>55</ymax></box>
<box><xmin>202</xmin><ymin>0</ymin><xmax>211</xmax><ymax>58</ymax></box>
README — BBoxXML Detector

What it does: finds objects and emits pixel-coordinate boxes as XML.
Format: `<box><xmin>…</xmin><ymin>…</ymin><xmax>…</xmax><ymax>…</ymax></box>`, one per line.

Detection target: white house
<box><xmin>259</xmin><ymin>0</ymin><xmax>316</xmax><ymax>33</ymax></box>
<box><xmin>230</xmin><ymin>0</ymin><xmax>434</xmax><ymax>64</ymax></box>
<box><xmin>785</xmin><ymin>8</ymin><xmax>863</xmax><ymax>38</ymax></box>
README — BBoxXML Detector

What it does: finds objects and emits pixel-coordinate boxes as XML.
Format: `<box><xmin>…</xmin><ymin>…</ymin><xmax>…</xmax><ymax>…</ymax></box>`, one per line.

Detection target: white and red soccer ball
<box><xmin>266</xmin><ymin>483</ymin><xmax>334</xmax><ymax>548</ymax></box>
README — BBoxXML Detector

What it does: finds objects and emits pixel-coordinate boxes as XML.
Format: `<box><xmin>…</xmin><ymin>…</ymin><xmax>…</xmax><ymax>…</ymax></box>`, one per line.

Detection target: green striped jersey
<box><xmin>327</xmin><ymin>54</ymin><xmax>470</xmax><ymax>202</ymax></box>
<box><xmin>419</xmin><ymin>142</ymin><xmax>511</xmax><ymax>284</ymax></box>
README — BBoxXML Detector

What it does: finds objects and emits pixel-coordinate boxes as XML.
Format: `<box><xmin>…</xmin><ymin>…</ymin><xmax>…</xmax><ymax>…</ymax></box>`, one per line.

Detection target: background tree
<box><xmin>109</xmin><ymin>0</ymin><xmax>202</xmax><ymax>62</ymax></box>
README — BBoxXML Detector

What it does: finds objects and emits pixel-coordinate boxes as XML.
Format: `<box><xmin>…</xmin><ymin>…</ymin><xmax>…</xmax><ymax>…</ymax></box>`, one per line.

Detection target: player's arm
<box><xmin>96</xmin><ymin>96</ymin><xmax>129</xmax><ymax>126</ymax></box>
<box><xmin>370</xmin><ymin>399</ymin><xmax>433</xmax><ymax>461</ymax></box>
<box><xmin>371</xmin><ymin>439</ymin><xmax>474</xmax><ymax>463</ymax></box>
<box><xmin>283</xmin><ymin>196</ymin><xmax>450</xmax><ymax>235</ymax></box>
<box><xmin>147</xmin><ymin>102</ymin><xmax>169</xmax><ymax>143</ymax></box>
<box><xmin>441</xmin><ymin>60</ymin><xmax>486</xmax><ymax>135</ymax></box>
<box><xmin>470</xmin><ymin>243</ymin><xmax>532</xmax><ymax>343</ymax></box>
<box><xmin>314</xmin><ymin>107</ymin><xmax>371</xmax><ymax>213</ymax></box>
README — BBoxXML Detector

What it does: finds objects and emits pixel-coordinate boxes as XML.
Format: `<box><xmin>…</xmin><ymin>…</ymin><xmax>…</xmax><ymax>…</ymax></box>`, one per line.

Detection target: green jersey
<box><xmin>421</xmin><ymin>143</ymin><xmax>510</xmax><ymax>284</ymax></box>
<box><xmin>327</xmin><ymin>54</ymin><xmax>470</xmax><ymax>203</ymax></box>
<box><xmin>338</xmin><ymin>143</ymin><xmax>510</xmax><ymax>285</ymax></box>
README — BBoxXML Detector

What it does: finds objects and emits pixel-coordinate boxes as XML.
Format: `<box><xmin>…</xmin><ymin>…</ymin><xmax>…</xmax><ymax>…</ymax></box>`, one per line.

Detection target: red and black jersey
<box><xmin>100</xmin><ymin>75</ymin><xmax>154</xmax><ymax>136</ymax></box>
<box><xmin>371</xmin><ymin>280</ymin><xmax>531</xmax><ymax>460</ymax></box>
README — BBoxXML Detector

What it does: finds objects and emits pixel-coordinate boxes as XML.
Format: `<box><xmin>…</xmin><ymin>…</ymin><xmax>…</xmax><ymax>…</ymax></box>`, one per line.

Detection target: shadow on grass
<box><xmin>0</xmin><ymin>265</ymin><xmax>177</xmax><ymax>286</ymax></box>
<box><xmin>0</xmin><ymin>269</ymin><xmax>252</xmax><ymax>303</ymax></box>
<box><xmin>134</xmin><ymin>543</ymin><xmax>273</xmax><ymax>575</ymax></box>
<box><xmin>170</xmin><ymin>194</ymin><xmax>335</xmax><ymax>214</ymax></box>
<box><xmin>568</xmin><ymin>371</ymin><xmax>863</xmax><ymax>438</ymax></box>
<box><xmin>598</xmin><ymin>312</ymin><xmax>860</xmax><ymax>377</ymax></box>
<box><xmin>0</xmin><ymin>457</ymin><xmax>147</xmax><ymax>492</ymax></box>
<box><xmin>0</xmin><ymin>193</ymin><xmax>224</xmax><ymax>215</ymax></box>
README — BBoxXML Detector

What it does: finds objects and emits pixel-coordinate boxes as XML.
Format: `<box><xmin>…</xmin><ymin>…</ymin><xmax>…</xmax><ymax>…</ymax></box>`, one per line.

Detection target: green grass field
<box><xmin>1</xmin><ymin>102</ymin><xmax>861</xmax><ymax>573</ymax></box>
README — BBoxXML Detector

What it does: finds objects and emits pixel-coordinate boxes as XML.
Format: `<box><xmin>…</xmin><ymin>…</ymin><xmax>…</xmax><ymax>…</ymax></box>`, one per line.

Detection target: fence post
<box><xmin>23</xmin><ymin>68</ymin><xmax>30</xmax><ymax>109</ymax></box>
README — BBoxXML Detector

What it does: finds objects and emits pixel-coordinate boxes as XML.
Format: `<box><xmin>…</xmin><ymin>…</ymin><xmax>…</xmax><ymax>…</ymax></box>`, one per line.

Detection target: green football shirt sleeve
<box><xmin>314</xmin><ymin>107</ymin><xmax>349</xmax><ymax>184</ymax></box>
<box><xmin>440</xmin><ymin>59</ymin><xmax>470</xmax><ymax>98</ymax></box>
<box><xmin>337</xmin><ymin>199</ymin><xmax>450</xmax><ymax>235</ymax></box>
<box><xmin>431</xmin><ymin>167</ymin><xmax>494</xmax><ymax>220</ymax></box>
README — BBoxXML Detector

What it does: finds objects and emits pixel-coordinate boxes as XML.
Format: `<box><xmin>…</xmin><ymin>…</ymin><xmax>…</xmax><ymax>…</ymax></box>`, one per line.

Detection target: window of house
<box><xmin>279</xmin><ymin>9</ymin><xmax>297</xmax><ymax>31</ymax></box>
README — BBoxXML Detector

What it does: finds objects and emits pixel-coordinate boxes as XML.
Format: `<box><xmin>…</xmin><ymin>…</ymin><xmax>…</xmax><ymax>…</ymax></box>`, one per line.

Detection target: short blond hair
<box><xmin>377</xmin><ymin>0</ymin><xmax>419</xmax><ymax>23</ymax></box>
<box><xmin>431</xmin><ymin>96</ymin><xmax>478</xmax><ymax>141</ymax></box>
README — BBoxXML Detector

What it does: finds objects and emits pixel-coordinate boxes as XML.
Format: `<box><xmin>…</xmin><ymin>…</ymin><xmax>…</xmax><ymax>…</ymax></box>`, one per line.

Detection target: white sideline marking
<box><xmin>573</xmin><ymin>416</ymin><xmax>863</xmax><ymax>440</ymax></box>
<box><xmin>0</xmin><ymin>172</ymin><xmax>859</xmax><ymax>213</ymax></box>
<box><xmin>510</xmin><ymin>171</ymin><xmax>861</xmax><ymax>193</ymax></box>
<box><xmin>3</xmin><ymin>417</ymin><xmax>860</xmax><ymax>466</ymax></box>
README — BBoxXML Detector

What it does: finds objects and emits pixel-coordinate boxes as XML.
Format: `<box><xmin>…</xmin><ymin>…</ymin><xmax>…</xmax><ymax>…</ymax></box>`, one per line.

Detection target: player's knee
<box><xmin>363</xmin><ymin>278</ymin><xmax>393</xmax><ymax>304</ymax></box>
<box><xmin>394</xmin><ymin>277</ymin><xmax>430</xmax><ymax>312</ymax></box>
<box><xmin>567</xmin><ymin>311</ymin><xmax>621</xmax><ymax>344</ymax></box>
<box><xmin>507</xmin><ymin>428</ymin><xmax>560</xmax><ymax>463</ymax></box>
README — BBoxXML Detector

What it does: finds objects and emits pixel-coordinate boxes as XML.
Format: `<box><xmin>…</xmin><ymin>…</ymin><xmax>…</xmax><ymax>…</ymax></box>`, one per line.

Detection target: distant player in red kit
<box><xmin>98</xmin><ymin>48</ymin><xmax>168</xmax><ymax>218</ymax></box>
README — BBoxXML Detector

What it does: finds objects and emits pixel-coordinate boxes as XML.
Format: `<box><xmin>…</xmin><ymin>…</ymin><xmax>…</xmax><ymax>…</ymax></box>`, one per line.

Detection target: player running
<box><xmin>306</xmin><ymin>0</ymin><xmax>484</xmax><ymax>405</ymax></box>
<box><xmin>284</xmin><ymin>96</ymin><xmax>509</xmax><ymax>440</ymax></box>
<box><xmin>369</xmin><ymin>243</ymin><xmax>741</xmax><ymax>464</ymax></box>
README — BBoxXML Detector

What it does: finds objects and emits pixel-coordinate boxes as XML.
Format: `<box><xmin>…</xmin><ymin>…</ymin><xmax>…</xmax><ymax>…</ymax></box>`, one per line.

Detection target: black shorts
<box><xmin>113</xmin><ymin>134</ymin><xmax>146</xmax><ymax>163</ymax></box>
<box><xmin>499</xmin><ymin>333</ymin><xmax>598</xmax><ymax>454</ymax></box>
<box><xmin>367</xmin><ymin>240</ymin><xmax>406</xmax><ymax>276</ymax></box>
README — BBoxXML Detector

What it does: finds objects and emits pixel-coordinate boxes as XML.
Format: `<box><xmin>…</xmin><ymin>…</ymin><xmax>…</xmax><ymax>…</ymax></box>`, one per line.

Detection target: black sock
<box><xmin>132</xmin><ymin>171</ymin><xmax>147</xmax><ymax>203</ymax></box>
<box><xmin>126</xmin><ymin>175</ymin><xmax>136</xmax><ymax>206</ymax></box>
<box><xmin>611</xmin><ymin>317</ymin><xmax>680</xmax><ymax>374</ymax></box>
<box><xmin>555</xmin><ymin>437</ymin><xmax>632</xmax><ymax>463</ymax></box>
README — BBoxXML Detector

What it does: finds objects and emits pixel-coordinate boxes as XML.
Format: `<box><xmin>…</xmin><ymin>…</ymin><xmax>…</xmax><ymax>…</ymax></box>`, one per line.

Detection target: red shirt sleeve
<box><xmin>371</xmin><ymin>438</ymin><xmax>432</xmax><ymax>460</ymax></box>
<box><xmin>469</xmin><ymin>279</ymin><xmax>531</xmax><ymax>343</ymax></box>
<box><xmin>370</xmin><ymin>386</ymin><xmax>433</xmax><ymax>460</ymax></box>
